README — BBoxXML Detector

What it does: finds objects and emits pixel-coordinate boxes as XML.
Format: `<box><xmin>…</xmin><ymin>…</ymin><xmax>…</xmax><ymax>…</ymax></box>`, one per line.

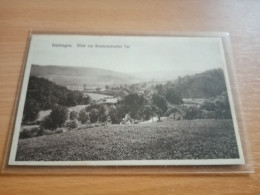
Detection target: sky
<box><xmin>29</xmin><ymin>34</ymin><xmax>226</xmax><ymax>75</ymax></box>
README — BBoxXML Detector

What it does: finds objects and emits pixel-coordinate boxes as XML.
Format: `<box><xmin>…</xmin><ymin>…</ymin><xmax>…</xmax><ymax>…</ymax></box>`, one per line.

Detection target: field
<box><xmin>15</xmin><ymin>119</ymin><xmax>240</xmax><ymax>161</ymax></box>
<box><xmin>86</xmin><ymin>93</ymin><xmax>113</xmax><ymax>101</ymax></box>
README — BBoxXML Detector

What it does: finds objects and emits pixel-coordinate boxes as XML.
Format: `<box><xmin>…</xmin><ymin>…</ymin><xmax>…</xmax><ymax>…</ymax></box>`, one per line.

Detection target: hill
<box><xmin>168</xmin><ymin>68</ymin><xmax>227</xmax><ymax>98</ymax></box>
<box><xmin>16</xmin><ymin>119</ymin><xmax>239</xmax><ymax>161</ymax></box>
<box><xmin>30</xmin><ymin>65</ymin><xmax>139</xmax><ymax>88</ymax></box>
<box><xmin>22</xmin><ymin>76</ymin><xmax>90</xmax><ymax>122</ymax></box>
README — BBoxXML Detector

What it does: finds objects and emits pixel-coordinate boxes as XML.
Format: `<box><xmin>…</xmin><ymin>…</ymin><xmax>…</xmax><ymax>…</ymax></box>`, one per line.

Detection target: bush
<box><xmin>40</xmin><ymin>115</ymin><xmax>54</xmax><ymax>130</ymax></box>
<box><xmin>89</xmin><ymin>108</ymin><xmax>99</xmax><ymax>123</ymax></box>
<box><xmin>78</xmin><ymin>109</ymin><xmax>89</xmax><ymax>124</ymax></box>
<box><xmin>43</xmin><ymin>127</ymin><xmax>66</xmax><ymax>135</ymax></box>
<box><xmin>56</xmin><ymin>128</ymin><xmax>66</xmax><ymax>133</ymax></box>
<box><xmin>19</xmin><ymin>126</ymin><xmax>43</xmax><ymax>139</ymax></box>
<box><xmin>66</xmin><ymin>119</ymin><xmax>79</xmax><ymax>130</ymax></box>
<box><xmin>70</xmin><ymin>111</ymin><xmax>78</xmax><ymax>120</ymax></box>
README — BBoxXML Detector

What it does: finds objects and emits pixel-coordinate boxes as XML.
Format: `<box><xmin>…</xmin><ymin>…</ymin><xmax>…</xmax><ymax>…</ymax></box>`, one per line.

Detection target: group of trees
<box><xmin>120</xmin><ymin>93</ymin><xmax>148</xmax><ymax>120</ymax></box>
<box><xmin>165</xmin><ymin>68</ymin><xmax>226</xmax><ymax>99</ymax></box>
<box><xmin>23</xmin><ymin>68</ymin><xmax>232</xmax><ymax>133</ymax></box>
<box><xmin>107</xmin><ymin>93</ymin><xmax>170</xmax><ymax>123</ymax></box>
<box><xmin>153</xmin><ymin>84</ymin><xmax>183</xmax><ymax>107</ymax></box>
<box><xmin>79</xmin><ymin>90</ymin><xmax>231</xmax><ymax>125</ymax></box>
<box><xmin>22</xmin><ymin>76</ymin><xmax>90</xmax><ymax>123</ymax></box>
<box><xmin>40</xmin><ymin>105</ymin><xmax>103</xmax><ymax>131</ymax></box>
<box><xmin>101</xmin><ymin>69</ymin><xmax>226</xmax><ymax>109</ymax></box>
<box><xmin>184</xmin><ymin>92</ymin><xmax>232</xmax><ymax>120</ymax></box>
<box><xmin>41</xmin><ymin>105</ymin><xmax>69</xmax><ymax>130</ymax></box>
<box><xmin>39</xmin><ymin>90</ymin><xmax>183</xmax><ymax>130</ymax></box>
<box><xmin>68</xmin><ymin>105</ymin><xmax>110</xmax><ymax>125</ymax></box>
<box><xmin>201</xmin><ymin>91</ymin><xmax>232</xmax><ymax>119</ymax></box>
<box><xmin>149</xmin><ymin>68</ymin><xmax>230</xmax><ymax>120</ymax></box>
<box><xmin>21</xmin><ymin>91</ymin><xmax>232</xmax><ymax>139</ymax></box>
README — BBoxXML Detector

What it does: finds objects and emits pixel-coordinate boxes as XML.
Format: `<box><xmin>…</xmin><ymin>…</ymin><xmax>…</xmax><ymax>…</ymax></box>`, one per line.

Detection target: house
<box><xmin>97</xmin><ymin>97</ymin><xmax>118</xmax><ymax>105</ymax></box>
<box><xmin>166</xmin><ymin>106</ymin><xmax>185</xmax><ymax>120</ymax></box>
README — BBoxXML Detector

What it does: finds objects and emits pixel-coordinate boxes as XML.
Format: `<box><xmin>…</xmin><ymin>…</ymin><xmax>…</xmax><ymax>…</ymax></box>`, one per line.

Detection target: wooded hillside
<box><xmin>23</xmin><ymin>76</ymin><xmax>90</xmax><ymax>122</ymax></box>
<box><xmin>168</xmin><ymin>68</ymin><xmax>226</xmax><ymax>98</ymax></box>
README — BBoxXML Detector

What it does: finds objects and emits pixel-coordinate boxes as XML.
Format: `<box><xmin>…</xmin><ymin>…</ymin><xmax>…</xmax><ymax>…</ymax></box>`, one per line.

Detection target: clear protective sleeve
<box><xmin>1</xmin><ymin>31</ymin><xmax>254</xmax><ymax>175</ymax></box>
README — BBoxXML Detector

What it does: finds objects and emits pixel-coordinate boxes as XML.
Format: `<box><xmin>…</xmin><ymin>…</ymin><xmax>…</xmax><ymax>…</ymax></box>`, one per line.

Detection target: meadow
<box><xmin>15</xmin><ymin>119</ymin><xmax>240</xmax><ymax>161</ymax></box>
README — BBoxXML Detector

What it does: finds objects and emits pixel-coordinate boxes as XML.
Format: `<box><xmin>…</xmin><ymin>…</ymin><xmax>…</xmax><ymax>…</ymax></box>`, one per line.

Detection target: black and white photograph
<box><xmin>9</xmin><ymin>34</ymin><xmax>244</xmax><ymax>166</ymax></box>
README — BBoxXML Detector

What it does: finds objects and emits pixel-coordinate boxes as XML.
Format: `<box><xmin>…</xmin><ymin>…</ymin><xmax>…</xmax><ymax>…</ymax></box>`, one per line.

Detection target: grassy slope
<box><xmin>16</xmin><ymin>119</ymin><xmax>240</xmax><ymax>161</ymax></box>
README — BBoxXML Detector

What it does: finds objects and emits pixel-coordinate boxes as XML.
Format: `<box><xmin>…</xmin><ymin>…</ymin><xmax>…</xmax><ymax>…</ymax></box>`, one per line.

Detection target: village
<box><xmin>20</xmin><ymin>68</ymin><xmax>231</xmax><ymax>140</ymax></box>
<box><xmin>34</xmin><ymin>83</ymin><xmax>206</xmax><ymax>128</ymax></box>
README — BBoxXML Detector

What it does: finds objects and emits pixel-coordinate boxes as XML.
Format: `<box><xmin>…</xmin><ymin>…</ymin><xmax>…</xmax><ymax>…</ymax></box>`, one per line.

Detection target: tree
<box><xmin>50</xmin><ymin>105</ymin><xmax>68</xmax><ymax>128</ymax></box>
<box><xmin>82</xmin><ymin>95</ymin><xmax>91</xmax><ymax>105</ymax></box>
<box><xmin>109</xmin><ymin>104</ymin><xmax>124</xmax><ymax>124</ymax></box>
<box><xmin>50</xmin><ymin>105</ymin><xmax>69</xmax><ymax>127</ymax></box>
<box><xmin>41</xmin><ymin>105</ymin><xmax>68</xmax><ymax>130</ymax></box>
<box><xmin>67</xmin><ymin>92</ymin><xmax>78</xmax><ymax>106</ymax></box>
<box><xmin>66</xmin><ymin>119</ymin><xmax>79</xmax><ymax>130</ymax></box>
<box><xmin>214</xmin><ymin>92</ymin><xmax>232</xmax><ymax>119</ymax></box>
<box><xmin>155</xmin><ymin>84</ymin><xmax>164</xmax><ymax>94</ymax></box>
<box><xmin>200</xmin><ymin>92</ymin><xmax>232</xmax><ymax>119</ymax></box>
<box><xmin>142</xmin><ymin>105</ymin><xmax>153</xmax><ymax>120</ymax></box>
<box><xmin>78</xmin><ymin>109</ymin><xmax>89</xmax><ymax>124</ymax></box>
<box><xmin>41</xmin><ymin>115</ymin><xmax>54</xmax><ymax>130</ymax></box>
<box><xmin>150</xmin><ymin>105</ymin><xmax>163</xmax><ymax>122</ymax></box>
<box><xmin>70</xmin><ymin>111</ymin><xmax>78</xmax><ymax>120</ymax></box>
<box><xmin>129</xmin><ymin>84</ymin><xmax>138</xmax><ymax>93</ymax></box>
<box><xmin>24</xmin><ymin>76</ymin><xmax>90</xmax><ymax>112</ymax></box>
<box><xmin>23</xmin><ymin>99</ymin><xmax>40</xmax><ymax>123</ymax></box>
<box><xmin>98</xmin><ymin>105</ymin><xmax>108</xmax><ymax>122</ymax></box>
<box><xmin>152</xmin><ymin>94</ymin><xmax>167</xmax><ymax>114</ymax></box>
<box><xmin>89</xmin><ymin>108</ymin><xmax>99</xmax><ymax>123</ymax></box>
<box><xmin>121</xmin><ymin>93</ymin><xmax>147</xmax><ymax>120</ymax></box>
<box><xmin>165</xmin><ymin>87</ymin><xmax>183</xmax><ymax>105</ymax></box>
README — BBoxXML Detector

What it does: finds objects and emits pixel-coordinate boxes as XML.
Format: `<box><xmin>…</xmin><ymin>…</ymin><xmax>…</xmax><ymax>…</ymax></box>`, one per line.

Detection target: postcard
<box><xmin>8</xmin><ymin>33</ymin><xmax>244</xmax><ymax>166</ymax></box>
